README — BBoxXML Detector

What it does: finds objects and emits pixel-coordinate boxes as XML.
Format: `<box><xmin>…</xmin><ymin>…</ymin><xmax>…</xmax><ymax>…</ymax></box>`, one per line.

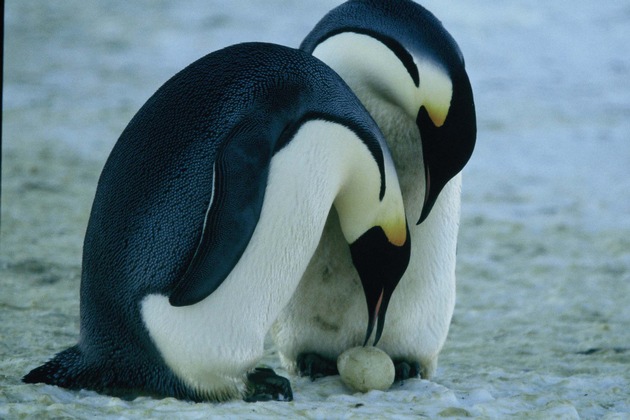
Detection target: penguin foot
<box><xmin>296</xmin><ymin>353</ymin><xmax>339</xmax><ymax>380</ymax></box>
<box><xmin>244</xmin><ymin>367</ymin><xmax>293</xmax><ymax>402</ymax></box>
<box><xmin>393</xmin><ymin>359</ymin><xmax>422</xmax><ymax>382</ymax></box>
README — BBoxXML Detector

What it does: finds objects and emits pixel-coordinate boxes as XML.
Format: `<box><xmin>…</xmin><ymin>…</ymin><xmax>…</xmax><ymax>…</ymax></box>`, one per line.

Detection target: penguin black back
<box><xmin>23</xmin><ymin>42</ymin><xmax>388</xmax><ymax>401</ymax></box>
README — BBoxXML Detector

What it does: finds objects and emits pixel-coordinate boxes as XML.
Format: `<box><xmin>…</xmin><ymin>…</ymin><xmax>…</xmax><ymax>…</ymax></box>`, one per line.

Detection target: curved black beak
<box><xmin>361</xmin><ymin>285</ymin><xmax>396</xmax><ymax>346</ymax></box>
<box><xmin>349</xmin><ymin>224</ymin><xmax>411</xmax><ymax>347</ymax></box>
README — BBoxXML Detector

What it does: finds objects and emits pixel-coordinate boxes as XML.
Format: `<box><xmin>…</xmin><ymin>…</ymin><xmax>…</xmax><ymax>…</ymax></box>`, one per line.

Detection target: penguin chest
<box><xmin>140</xmin><ymin>120</ymin><xmax>362</xmax><ymax>393</ymax></box>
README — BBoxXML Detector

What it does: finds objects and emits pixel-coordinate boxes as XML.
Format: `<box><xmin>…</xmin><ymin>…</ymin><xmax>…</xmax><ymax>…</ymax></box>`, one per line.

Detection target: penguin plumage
<box><xmin>23</xmin><ymin>42</ymin><xmax>411</xmax><ymax>401</ymax></box>
<box><xmin>271</xmin><ymin>0</ymin><xmax>476</xmax><ymax>379</ymax></box>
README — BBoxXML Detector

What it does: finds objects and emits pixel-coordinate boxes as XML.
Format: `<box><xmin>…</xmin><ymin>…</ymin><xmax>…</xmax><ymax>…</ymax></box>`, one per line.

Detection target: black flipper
<box><xmin>169</xmin><ymin>126</ymin><xmax>272</xmax><ymax>307</ymax></box>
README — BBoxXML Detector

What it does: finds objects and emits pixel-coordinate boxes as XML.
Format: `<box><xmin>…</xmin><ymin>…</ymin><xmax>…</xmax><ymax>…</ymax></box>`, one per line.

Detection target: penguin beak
<box><xmin>416</xmin><ymin>162</ymin><xmax>447</xmax><ymax>225</ymax></box>
<box><xmin>417</xmin><ymin>165</ymin><xmax>433</xmax><ymax>225</ymax></box>
<box><xmin>349</xmin><ymin>224</ymin><xmax>411</xmax><ymax>346</ymax></box>
<box><xmin>362</xmin><ymin>284</ymin><xmax>395</xmax><ymax>346</ymax></box>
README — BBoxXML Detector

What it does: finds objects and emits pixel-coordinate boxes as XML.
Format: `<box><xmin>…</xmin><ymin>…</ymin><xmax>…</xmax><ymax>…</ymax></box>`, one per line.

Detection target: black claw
<box><xmin>393</xmin><ymin>360</ymin><xmax>422</xmax><ymax>382</ymax></box>
<box><xmin>394</xmin><ymin>362</ymin><xmax>410</xmax><ymax>382</ymax></box>
<box><xmin>296</xmin><ymin>353</ymin><xmax>339</xmax><ymax>381</ymax></box>
<box><xmin>244</xmin><ymin>367</ymin><xmax>293</xmax><ymax>402</ymax></box>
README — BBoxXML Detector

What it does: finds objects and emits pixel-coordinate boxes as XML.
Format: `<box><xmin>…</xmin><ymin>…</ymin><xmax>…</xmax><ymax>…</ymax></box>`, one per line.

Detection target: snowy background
<box><xmin>2</xmin><ymin>1</ymin><xmax>629</xmax><ymax>418</ymax></box>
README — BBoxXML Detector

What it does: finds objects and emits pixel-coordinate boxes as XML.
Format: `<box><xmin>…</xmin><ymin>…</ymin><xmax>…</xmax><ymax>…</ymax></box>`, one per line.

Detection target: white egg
<box><xmin>337</xmin><ymin>346</ymin><xmax>395</xmax><ymax>392</ymax></box>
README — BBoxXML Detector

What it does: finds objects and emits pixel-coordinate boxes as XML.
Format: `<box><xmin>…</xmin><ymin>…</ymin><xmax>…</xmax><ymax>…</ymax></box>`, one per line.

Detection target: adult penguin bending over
<box><xmin>23</xmin><ymin>42</ymin><xmax>411</xmax><ymax>402</ymax></box>
<box><xmin>272</xmin><ymin>0</ymin><xmax>476</xmax><ymax>381</ymax></box>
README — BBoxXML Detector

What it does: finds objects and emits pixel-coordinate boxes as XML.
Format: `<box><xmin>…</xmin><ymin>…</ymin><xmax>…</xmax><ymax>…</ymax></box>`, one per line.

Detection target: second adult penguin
<box><xmin>23</xmin><ymin>42</ymin><xmax>411</xmax><ymax>402</ymax></box>
<box><xmin>272</xmin><ymin>0</ymin><xmax>477</xmax><ymax>381</ymax></box>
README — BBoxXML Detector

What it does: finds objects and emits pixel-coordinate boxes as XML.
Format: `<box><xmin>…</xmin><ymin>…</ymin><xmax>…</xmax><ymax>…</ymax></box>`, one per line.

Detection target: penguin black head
<box><xmin>301</xmin><ymin>0</ymin><xmax>477</xmax><ymax>224</ymax></box>
<box><xmin>350</xmin><ymin>224</ymin><xmax>411</xmax><ymax>346</ymax></box>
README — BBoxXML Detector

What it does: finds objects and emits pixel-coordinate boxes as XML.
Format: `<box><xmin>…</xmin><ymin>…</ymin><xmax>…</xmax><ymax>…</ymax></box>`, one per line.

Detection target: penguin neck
<box><xmin>345</xmin><ymin>82</ymin><xmax>425</xmax><ymax>221</ymax></box>
<box><xmin>312</xmin><ymin>32</ymin><xmax>420</xmax><ymax>121</ymax></box>
<box><xmin>312</xmin><ymin>33</ymin><xmax>424</xmax><ymax>219</ymax></box>
<box><xmin>311</xmin><ymin>32</ymin><xmax>457</xmax><ymax>223</ymax></box>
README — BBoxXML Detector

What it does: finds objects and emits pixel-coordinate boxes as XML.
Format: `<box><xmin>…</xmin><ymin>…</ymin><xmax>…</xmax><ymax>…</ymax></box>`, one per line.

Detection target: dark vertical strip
<box><xmin>0</xmin><ymin>0</ymin><xmax>5</xmax><ymax>236</ymax></box>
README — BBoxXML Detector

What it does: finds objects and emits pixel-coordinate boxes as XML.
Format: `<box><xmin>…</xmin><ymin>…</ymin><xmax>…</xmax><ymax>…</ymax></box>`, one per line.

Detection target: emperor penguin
<box><xmin>23</xmin><ymin>42</ymin><xmax>411</xmax><ymax>402</ymax></box>
<box><xmin>271</xmin><ymin>0</ymin><xmax>477</xmax><ymax>380</ymax></box>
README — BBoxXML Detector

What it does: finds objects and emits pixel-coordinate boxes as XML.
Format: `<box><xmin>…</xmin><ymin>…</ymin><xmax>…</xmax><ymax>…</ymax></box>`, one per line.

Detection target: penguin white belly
<box><xmin>141</xmin><ymin>120</ymin><xmax>379</xmax><ymax>398</ymax></box>
<box><xmin>377</xmin><ymin>175</ymin><xmax>460</xmax><ymax>378</ymax></box>
<box><xmin>272</xmin><ymin>103</ymin><xmax>460</xmax><ymax>379</ymax></box>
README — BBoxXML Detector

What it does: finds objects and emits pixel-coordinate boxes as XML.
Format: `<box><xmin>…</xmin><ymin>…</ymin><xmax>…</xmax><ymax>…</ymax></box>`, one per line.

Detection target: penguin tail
<box><xmin>23</xmin><ymin>345</ymin><xmax>216</xmax><ymax>401</ymax></box>
<box><xmin>23</xmin><ymin>345</ymin><xmax>88</xmax><ymax>390</ymax></box>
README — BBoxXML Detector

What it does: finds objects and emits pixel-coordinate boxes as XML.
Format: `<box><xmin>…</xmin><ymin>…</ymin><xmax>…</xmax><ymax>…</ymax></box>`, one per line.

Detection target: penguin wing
<box><xmin>169</xmin><ymin>125</ymin><xmax>272</xmax><ymax>307</ymax></box>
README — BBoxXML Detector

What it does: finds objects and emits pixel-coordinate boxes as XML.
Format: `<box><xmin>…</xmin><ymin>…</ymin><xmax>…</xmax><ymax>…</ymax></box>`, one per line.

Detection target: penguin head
<box><xmin>302</xmin><ymin>0</ymin><xmax>477</xmax><ymax>224</ymax></box>
<box><xmin>349</xmin><ymin>223</ymin><xmax>410</xmax><ymax>346</ymax></box>
<box><xmin>332</xmin><ymin>130</ymin><xmax>410</xmax><ymax>346</ymax></box>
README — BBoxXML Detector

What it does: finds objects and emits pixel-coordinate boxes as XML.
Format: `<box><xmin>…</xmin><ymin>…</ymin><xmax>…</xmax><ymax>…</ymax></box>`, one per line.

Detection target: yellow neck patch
<box><xmin>417</xmin><ymin>61</ymin><xmax>453</xmax><ymax>128</ymax></box>
<box><xmin>382</xmin><ymin>218</ymin><xmax>407</xmax><ymax>247</ymax></box>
